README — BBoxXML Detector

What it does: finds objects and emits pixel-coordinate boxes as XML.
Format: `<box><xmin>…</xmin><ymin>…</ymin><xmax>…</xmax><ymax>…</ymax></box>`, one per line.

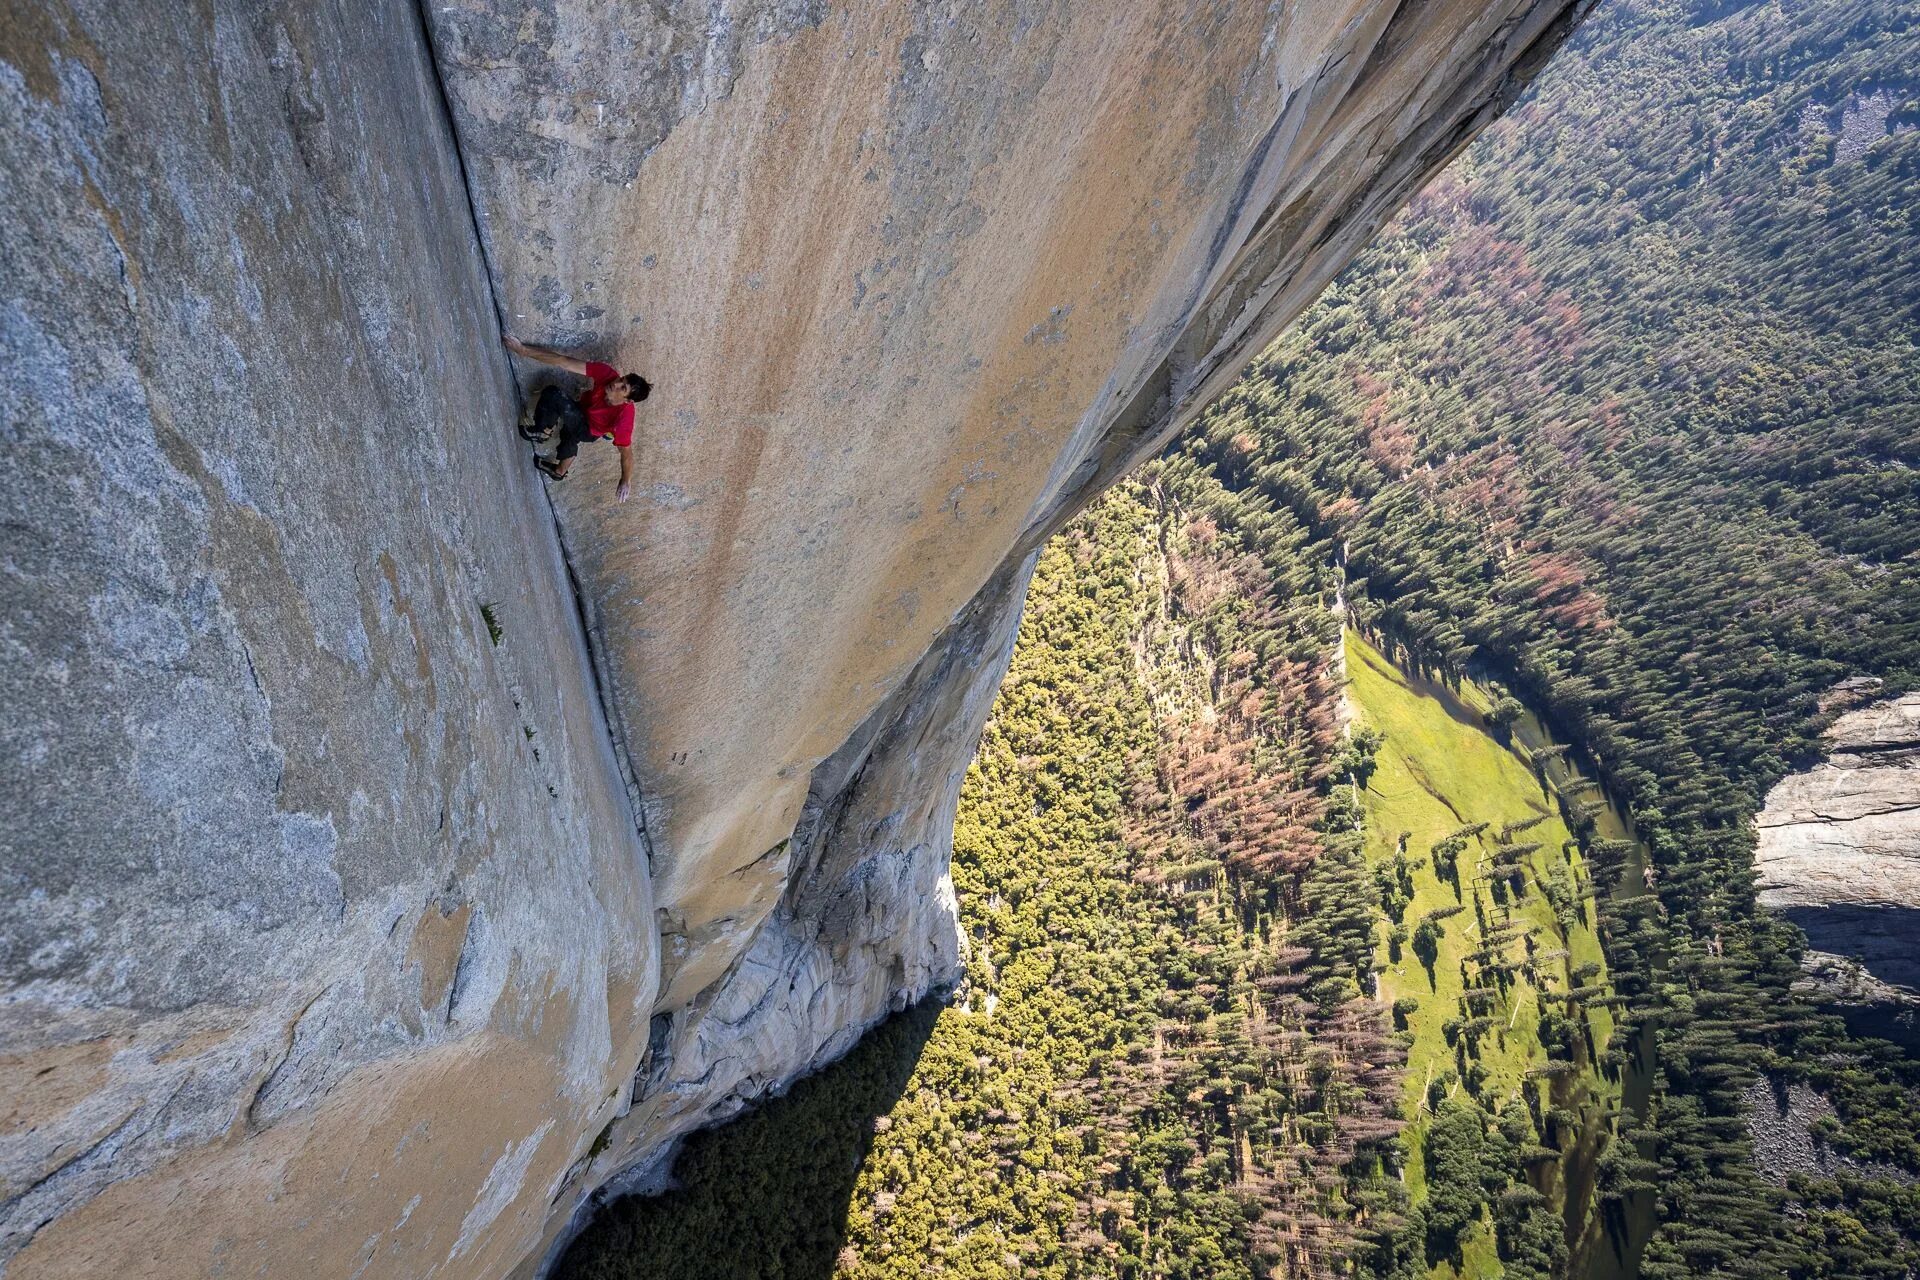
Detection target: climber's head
<box><xmin>606</xmin><ymin>373</ymin><xmax>650</xmax><ymax>405</ymax></box>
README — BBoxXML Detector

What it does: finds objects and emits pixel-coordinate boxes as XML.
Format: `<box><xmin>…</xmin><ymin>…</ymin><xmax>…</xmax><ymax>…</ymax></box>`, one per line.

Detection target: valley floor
<box><xmin>1345</xmin><ymin>632</ymin><xmax>1643</xmax><ymax>1279</ymax></box>
<box><xmin>555</xmin><ymin>501</ymin><xmax>1652</xmax><ymax>1280</ymax></box>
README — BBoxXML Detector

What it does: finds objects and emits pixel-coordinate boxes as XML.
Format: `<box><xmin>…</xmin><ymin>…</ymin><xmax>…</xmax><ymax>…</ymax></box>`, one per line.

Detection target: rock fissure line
<box><xmin>408</xmin><ymin>0</ymin><xmax>516</xmax><ymax>384</ymax></box>
<box><xmin>408</xmin><ymin>0</ymin><xmax>655</xmax><ymax>875</ymax></box>
<box><xmin>1768</xmin><ymin>799</ymin><xmax>1920</xmax><ymax>826</ymax></box>
<box><xmin>547</xmin><ymin>512</ymin><xmax>658</xmax><ymax>867</ymax></box>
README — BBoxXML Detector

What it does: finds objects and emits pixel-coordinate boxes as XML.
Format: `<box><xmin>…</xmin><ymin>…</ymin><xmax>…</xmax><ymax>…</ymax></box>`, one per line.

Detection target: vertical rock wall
<box><xmin>426</xmin><ymin>3</ymin><xmax>1590</xmax><ymax>1262</ymax></box>
<box><xmin>2</xmin><ymin>0</ymin><xmax>1589</xmax><ymax>1276</ymax></box>
<box><xmin>1</xmin><ymin>3</ymin><xmax>652</xmax><ymax>1276</ymax></box>
<box><xmin>427</xmin><ymin>0</ymin><xmax>1587</xmax><ymax>1018</ymax></box>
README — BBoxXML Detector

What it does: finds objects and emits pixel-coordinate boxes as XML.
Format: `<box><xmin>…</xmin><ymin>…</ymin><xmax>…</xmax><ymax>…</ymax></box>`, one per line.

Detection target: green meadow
<box><xmin>1345</xmin><ymin>632</ymin><xmax>1623</xmax><ymax>1277</ymax></box>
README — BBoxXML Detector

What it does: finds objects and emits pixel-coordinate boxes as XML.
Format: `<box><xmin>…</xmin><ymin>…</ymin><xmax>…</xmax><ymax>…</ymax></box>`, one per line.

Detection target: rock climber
<box><xmin>503</xmin><ymin>334</ymin><xmax>650</xmax><ymax>502</ymax></box>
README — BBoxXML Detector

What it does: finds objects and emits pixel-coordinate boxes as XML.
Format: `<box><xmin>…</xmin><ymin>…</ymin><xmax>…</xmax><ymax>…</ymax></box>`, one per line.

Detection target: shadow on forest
<box><xmin>554</xmin><ymin>1000</ymin><xmax>942</xmax><ymax>1280</ymax></box>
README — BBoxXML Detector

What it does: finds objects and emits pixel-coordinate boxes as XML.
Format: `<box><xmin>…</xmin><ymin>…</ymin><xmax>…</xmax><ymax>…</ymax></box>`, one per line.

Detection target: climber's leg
<box><xmin>539</xmin><ymin>414</ymin><xmax>592</xmax><ymax>479</ymax></box>
<box><xmin>525</xmin><ymin>385</ymin><xmax>576</xmax><ymax>441</ymax></box>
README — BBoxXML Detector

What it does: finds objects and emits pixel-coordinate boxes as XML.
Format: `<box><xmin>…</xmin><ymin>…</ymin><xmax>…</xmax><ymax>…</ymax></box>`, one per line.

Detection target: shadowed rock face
<box><xmin>2</xmin><ymin>1</ymin><xmax>1587</xmax><ymax>1276</ymax></box>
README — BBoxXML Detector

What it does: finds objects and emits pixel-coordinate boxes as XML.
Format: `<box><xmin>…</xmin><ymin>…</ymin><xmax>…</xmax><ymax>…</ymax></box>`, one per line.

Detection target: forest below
<box><xmin>559</xmin><ymin>0</ymin><xmax>1920</xmax><ymax>1276</ymax></box>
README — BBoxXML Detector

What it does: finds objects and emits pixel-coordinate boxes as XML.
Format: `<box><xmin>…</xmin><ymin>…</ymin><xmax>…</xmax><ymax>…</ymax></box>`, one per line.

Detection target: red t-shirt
<box><xmin>580</xmin><ymin>361</ymin><xmax>636</xmax><ymax>448</ymax></box>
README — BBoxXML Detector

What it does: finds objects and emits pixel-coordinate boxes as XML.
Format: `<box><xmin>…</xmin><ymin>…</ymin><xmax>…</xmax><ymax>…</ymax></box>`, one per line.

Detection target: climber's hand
<box><xmin>616</xmin><ymin>481</ymin><xmax>632</xmax><ymax>503</ymax></box>
<box><xmin>502</xmin><ymin>334</ymin><xmax>527</xmax><ymax>354</ymax></box>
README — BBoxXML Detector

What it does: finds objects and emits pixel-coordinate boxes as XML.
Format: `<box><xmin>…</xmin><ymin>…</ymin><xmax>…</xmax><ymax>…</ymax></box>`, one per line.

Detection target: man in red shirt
<box><xmin>504</xmin><ymin>335</ymin><xmax>650</xmax><ymax>501</ymax></box>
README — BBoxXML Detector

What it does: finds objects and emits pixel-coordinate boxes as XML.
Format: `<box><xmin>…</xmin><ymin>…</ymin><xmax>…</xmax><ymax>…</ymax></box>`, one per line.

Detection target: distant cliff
<box><xmin>1756</xmin><ymin>690</ymin><xmax>1920</xmax><ymax>1043</ymax></box>
<box><xmin>0</xmin><ymin>2</ymin><xmax>1587</xmax><ymax>1275</ymax></box>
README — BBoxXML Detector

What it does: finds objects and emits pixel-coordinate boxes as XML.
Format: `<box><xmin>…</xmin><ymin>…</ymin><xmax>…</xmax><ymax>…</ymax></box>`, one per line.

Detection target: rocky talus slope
<box><xmin>1756</xmin><ymin>691</ymin><xmax>1920</xmax><ymax>1034</ymax></box>
<box><xmin>1</xmin><ymin>2</ymin><xmax>1587</xmax><ymax>1276</ymax></box>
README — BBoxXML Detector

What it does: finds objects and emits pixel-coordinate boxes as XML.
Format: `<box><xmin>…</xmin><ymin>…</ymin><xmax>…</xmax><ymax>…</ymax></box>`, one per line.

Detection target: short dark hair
<box><xmin>622</xmin><ymin>373</ymin><xmax>651</xmax><ymax>401</ymax></box>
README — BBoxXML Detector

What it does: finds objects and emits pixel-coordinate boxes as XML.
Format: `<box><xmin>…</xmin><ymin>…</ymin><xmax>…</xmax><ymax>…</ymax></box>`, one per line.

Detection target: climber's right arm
<box><xmin>502</xmin><ymin>335</ymin><xmax>589</xmax><ymax>376</ymax></box>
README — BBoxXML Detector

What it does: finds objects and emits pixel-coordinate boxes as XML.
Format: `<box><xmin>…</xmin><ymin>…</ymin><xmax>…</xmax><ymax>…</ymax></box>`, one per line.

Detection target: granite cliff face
<box><xmin>1</xmin><ymin>1</ymin><xmax>1587</xmax><ymax>1275</ymax></box>
<box><xmin>1</xmin><ymin>7</ymin><xmax>653</xmax><ymax>1276</ymax></box>
<box><xmin>1756</xmin><ymin>690</ymin><xmax>1920</xmax><ymax>1043</ymax></box>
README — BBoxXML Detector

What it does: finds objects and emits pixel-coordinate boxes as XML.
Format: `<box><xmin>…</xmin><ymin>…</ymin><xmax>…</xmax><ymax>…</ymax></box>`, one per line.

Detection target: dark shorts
<box><xmin>534</xmin><ymin>386</ymin><xmax>602</xmax><ymax>461</ymax></box>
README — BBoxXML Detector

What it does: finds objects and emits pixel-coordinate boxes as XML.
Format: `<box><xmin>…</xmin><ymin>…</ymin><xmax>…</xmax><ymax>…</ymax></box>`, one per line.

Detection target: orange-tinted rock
<box><xmin>2</xmin><ymin>0</ymin><xmax>1588</xmax><ymax>1274</ymax></box>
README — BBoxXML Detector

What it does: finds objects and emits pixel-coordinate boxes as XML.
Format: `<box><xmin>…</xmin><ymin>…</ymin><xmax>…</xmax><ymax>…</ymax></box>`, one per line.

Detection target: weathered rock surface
<box><xmin>1755</xmin><ymin>690</ymin><xmax>1920</xmax><ymax>1039</ymax></box>
<box><xmin>2</xmin><ymin>1</ymin><xmax>1588</xmax><ymax>1276</ymax></box>
<box><xmin>1</xmin><ymin>5</ymin><xmax>652</xmax><ymax>1275</ymax></box>
<box><xmin>430</xmin><ymin>0</ymin><xmax>1591</xmax><ymax>1012</ymax></box>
